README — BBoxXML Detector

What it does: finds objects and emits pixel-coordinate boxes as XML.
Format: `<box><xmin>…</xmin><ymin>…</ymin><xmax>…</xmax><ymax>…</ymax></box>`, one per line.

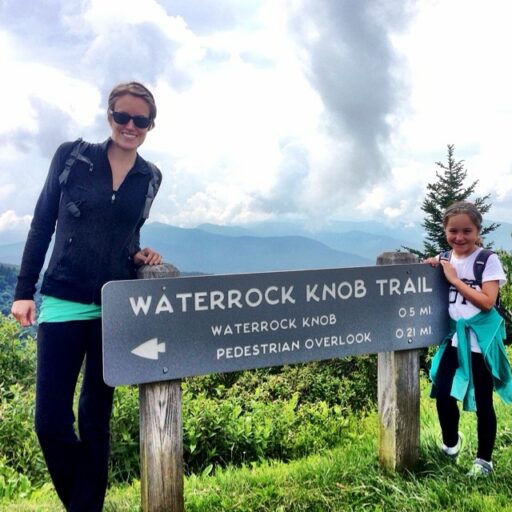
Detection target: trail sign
<box><xmin>102</xmin><ymin>263</ymin><xmax>449</xmax><ymax>386</ymax></box>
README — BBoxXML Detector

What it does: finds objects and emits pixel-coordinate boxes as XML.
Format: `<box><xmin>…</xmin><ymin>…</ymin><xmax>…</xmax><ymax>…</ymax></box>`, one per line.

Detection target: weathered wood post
<box><xmin>137</xmin><ymin>263</ymin><xmax>184</xmax><ymax>512</ymax></box>
<box><xmin>376</xmin><ymin>251</ymin><xmax>420</xmax><ymax>471</ymax></box>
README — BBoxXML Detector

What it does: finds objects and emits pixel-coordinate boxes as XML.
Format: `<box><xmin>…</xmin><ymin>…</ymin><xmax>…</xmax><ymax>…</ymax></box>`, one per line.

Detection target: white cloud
<box><xmin>0</xmin><ymin>210</ymin><xmax>32</xmax><ymax>243</ymax></box>
<box><xmin>0</xmin><ymin>28</ymin><xmax>101</xmax><ymax>137</ymax></box>
<box><xmin>0</xmin><ymin>0</ymin><xmax>511</xmax><ymax>237</ymax></box>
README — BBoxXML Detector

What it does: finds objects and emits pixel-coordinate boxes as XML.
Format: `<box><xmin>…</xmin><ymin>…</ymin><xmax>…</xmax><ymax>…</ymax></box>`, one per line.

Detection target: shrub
<box><xmin>0</xmin><ymin>317</ymin><xmax>44</xmax><ymax>485</ymax></box>
<box><xmin>498</xmin><ymin>250</ymin><xmax>512</xmax><ymax>311</ymax></box>
<box><xmin>0</xmin><ymin>456</ymin><xmax>32</xmax><ymax>500</ymax></box>
<box><xmin>0</xmin><ymin>383</ymin><xmax>47</xmax><ymax>485</ymax></box>
<box><xmin>109</xmin><ymin>385</ymin><xmax>140</xmax><ymax>482</ymax></box>
<box><xmin>108</xmin><ymin>357</ymin><xmax>376</xmax><ymax>478</ymax></box>
<box><xmin>0</xmin><ymin>313</ymin><xmax>379</xmax><ymax>490</ymax></box>
<box><xmin>0</xmin><ymin>316</ymin><xmax>36</xmax><ymax>393</ymax></box>
<box><xmin>185</xmin><ymin>357</ymin><xmax>377</xmax><ymax>413</ymax></box>
<box><xmin>182</xmin><ymin>389</ymin><xmax>350</xmax><ymax>474</ymax></box>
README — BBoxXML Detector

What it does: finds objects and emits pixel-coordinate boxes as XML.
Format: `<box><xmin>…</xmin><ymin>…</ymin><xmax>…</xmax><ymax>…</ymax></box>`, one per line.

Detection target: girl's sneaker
<box><xmin>467</xmin><ymin>458</ymin><xmax>493</xmax><ymax>477</ymax></box>
<box><xmin>441</xmin><ymin>432</ymin><xmax>463</xmax><ymax>460</ymax></box>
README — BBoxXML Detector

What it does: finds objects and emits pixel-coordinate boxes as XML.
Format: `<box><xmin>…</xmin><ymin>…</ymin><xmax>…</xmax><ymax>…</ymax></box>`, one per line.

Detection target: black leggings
<box><xmin>35</xmin><ymin>320</ymin><xmax>114</xmax><ymax>512</ymax></box>
<box><xmin>434</xmin><ymin>344</ymin><xmax>496</xmax><ymax>461</ymax></box>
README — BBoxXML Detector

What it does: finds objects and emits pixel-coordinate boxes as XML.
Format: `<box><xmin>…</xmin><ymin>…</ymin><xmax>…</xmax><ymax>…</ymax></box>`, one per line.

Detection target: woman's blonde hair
<box><xmin>107</xmin><ymin>81</ymin><xmax>157</xmax><ymax>130</ymax></box>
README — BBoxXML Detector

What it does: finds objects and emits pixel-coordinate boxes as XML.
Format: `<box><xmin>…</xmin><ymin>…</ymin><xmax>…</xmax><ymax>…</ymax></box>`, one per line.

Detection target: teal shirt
<box><xmin>430</xmin><ymin>308</ymin><xmax>512</xmax><ymax>411</ymax></box>
<box><xmin>38</xmin><ymin>295</ymin><xmax>102</xmax><ymax>323</ymax></box>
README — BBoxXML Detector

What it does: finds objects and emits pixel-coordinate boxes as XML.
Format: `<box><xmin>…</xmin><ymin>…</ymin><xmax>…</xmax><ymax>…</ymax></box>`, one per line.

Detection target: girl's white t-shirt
<box><xmin>448</xmin><ymin>248</ymin><xmax>506</xmax><ymax>353</ymax></box>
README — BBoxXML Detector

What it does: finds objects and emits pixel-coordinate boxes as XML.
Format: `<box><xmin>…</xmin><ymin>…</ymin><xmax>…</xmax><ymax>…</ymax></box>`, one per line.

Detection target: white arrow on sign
<box><xmin>131</xmin><ymin>338</ymin><xmax>166</xmax><ymax>360</ymax></box>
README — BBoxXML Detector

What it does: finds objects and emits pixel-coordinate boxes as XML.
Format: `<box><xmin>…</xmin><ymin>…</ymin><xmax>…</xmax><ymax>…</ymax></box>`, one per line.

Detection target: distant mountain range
<box><xmin>1</xmin><ymin>219</ymin><xmax>510</xmax><ymax>274</ymax></box>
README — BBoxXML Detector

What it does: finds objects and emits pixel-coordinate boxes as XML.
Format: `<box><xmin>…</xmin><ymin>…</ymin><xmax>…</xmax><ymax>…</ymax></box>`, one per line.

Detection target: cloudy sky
<box><xmin>1</xmin><ymin>0</ymin><xmax>511</xmax><ymax>243</ymax></box>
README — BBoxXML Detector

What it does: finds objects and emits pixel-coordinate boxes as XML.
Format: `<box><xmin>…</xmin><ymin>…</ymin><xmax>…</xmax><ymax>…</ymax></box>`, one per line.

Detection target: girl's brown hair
<box><xmin>443</xmin><ymin>201</ymin><xmax>483</xmax><ymax>245</ymax></box>
<box><xmin>442</xmin><ymin>201</ymin><xmax>482</xmax><ymax>230</ymax></box>
<box><xmin>108</xmin><ymin>81</ymin><xmax>157</xmax><ymax>130</ymax></box>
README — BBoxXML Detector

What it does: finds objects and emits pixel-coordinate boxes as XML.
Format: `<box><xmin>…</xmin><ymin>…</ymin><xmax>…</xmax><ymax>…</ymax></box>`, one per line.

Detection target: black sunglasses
<box><xmin>110</xmin><ymin>110</ymin><xmax>152</xmax><ymax>129</ymax></box>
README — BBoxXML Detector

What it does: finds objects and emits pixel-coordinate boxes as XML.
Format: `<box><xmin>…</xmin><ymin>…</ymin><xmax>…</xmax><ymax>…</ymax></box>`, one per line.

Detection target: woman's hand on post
<box><xmin>11</xmin><ymin>300</ymin><xmax>36</xmax><ymax>327</ymax></box>
<box><xmin>133</xmin><ymin>247</ymin><xmax>162</xmax><ymax>266</ymax></box>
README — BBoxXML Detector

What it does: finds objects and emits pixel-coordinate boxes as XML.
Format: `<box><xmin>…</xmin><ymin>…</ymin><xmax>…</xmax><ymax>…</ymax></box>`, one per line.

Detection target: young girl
<box><xmin>426</xmin><ymin>201</ymin><xmax>512</xmax><ymax>476</ymax></box>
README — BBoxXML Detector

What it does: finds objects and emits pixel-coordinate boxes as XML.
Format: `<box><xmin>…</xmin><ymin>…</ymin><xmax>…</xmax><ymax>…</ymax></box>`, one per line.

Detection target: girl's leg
<box><xmin>471</xmin><ymin>352</ymin><xmax>496</xmax><ymax>462</ymax></box>
<box><xmin>69</xmin><ymin>319</ymin><xmax>114</xmax><ymax>512</ymax></box>
<box><xmin>34</xmin><ymin>322</ymin><xmax>86</xmax><ymax>509</ymax></box>
<box><xmin>434</xmin><ymin>345</ymin><xmax>460</xmax><ymax>447</ymax></box>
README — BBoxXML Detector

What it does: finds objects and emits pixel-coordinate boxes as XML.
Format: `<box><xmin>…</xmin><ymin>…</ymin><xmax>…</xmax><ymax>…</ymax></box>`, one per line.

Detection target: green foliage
<box><xmin>109</xmin><ymin>386</ymin><xmax>141</xmax><ymax>483</ymax></box>
<box><xmin>0</xmin><ymin>318</ymin><xmax>46</xmax><ymax>485</ymax></box>
<box><xmin>185</xmin><ymin>357</ymin><xmax>377</xmax><ymax>412</ymax></box>
<box><xmin>405</xmin><ymin>144</ymin><xmax>499</xmax><ymax>258</ymax></box>
<box><xmin>0</xmin><ymin>384</ymin><xmax>45</xmax><ymax>488</ymax></box>
<box><xmin>105</xmin><ymin>358</ymin><xmax>376</xmax><ymax>479</ymax></box>
<box><xmin>0</xmin><ymin>312</ymin><xmax>377</xmax><ymax>498</ymax></box>
<box><xmin>498</xmin><ymin>250</ymin><xmax>512</xmax><ymax>311</ymax></box>
<box><xmin>0</xmin><ymin>315</ymin><xmax>36</xmax><ymax>392</ymax></box>
<box><xmin>6</xmin><ymin>366</ymin><xmax>512</xmax><ymax>510</ymax></box>
<box><xmin>497</xmin><ymin>250</ymin><xmax>512</xmax><ymax>341</ymax></box>
<box><xmin>0</xmin><ymin>456</ymin><xmax>32</xmax><ymax>501</ymax></box>
<box><xmin>182</xmin><ymin>389</ymin><xmax>350</xmax><ymax>474</ymax></box>
<box><xmin>181</xmin><ymin>358</ymin><xmax>376</xmax><ymax>474</ymax></box>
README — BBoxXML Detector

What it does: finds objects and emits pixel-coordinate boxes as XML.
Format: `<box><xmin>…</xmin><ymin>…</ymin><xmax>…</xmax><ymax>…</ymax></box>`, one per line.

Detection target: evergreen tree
<box><xmin>405</xmin><ymin>144</ymin><xmax>499</xmax><ymax>258</ymax></box>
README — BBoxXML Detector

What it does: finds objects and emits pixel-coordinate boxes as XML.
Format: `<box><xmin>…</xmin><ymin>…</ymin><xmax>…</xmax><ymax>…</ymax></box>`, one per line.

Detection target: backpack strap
<box><xmin>59</xmin><ymin>140</ymin><xmax>160</xmax><ymax>220</ymax></box>
<box><xmin>473</xmin><ymin>249</ymin><xmax>494</xmax><ymax>286</ymax></box>
<box><xmin>439</xmin><ymin>249</ymin><xmax>494</xmax><ymax>286</ymax></box>
<box><xmin>142</xmin><ymin>161</ymin><xmax>162</xmax><ymax>219</ymax></box>
<box><xmin>439</xmin><ymin>250</ymin><xmax>451</xmax><ymax>261</ymax></box>
<box><xmin>59</xmin><ymin>138</ymin><xmax>94</xmax><ymax>187</ymax></box>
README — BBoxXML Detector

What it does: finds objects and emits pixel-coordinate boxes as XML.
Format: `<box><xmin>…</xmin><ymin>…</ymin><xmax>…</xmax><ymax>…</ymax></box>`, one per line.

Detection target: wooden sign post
<box><xmin>376</xmin><ymin>252</ymin><xmax>421</xmax><ymax>471</ymax></box>
<box><xmin>102</xmin><ymin>254</ymin><xmax>447</xmax><ymax>509</ymax></box>
<box><xmin>137</xmin><ymin>263</ymin><xmax>184</xmax><ymax>512</ymax></box>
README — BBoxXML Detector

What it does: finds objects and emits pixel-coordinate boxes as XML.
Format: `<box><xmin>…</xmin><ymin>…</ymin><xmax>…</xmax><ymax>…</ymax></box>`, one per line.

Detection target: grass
<box><xmin>3</xmin><ymin>378</ymin><xmax>512</xmax><ymax>511</ymax></box>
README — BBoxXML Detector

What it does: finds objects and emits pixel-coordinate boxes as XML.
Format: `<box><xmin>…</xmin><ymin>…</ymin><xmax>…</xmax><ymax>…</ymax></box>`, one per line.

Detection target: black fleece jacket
<box><xmin>14</xmin><ymin>138</ymin><xmax>161</xmax><ymax>305</ymax></box>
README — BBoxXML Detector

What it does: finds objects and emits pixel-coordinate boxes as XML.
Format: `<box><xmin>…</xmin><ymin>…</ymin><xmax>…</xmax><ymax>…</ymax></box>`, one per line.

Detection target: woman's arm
<box><xmin>12</xmin><ymin>142</ymin><xmax>73</xmax><ymax>325</ymax></box>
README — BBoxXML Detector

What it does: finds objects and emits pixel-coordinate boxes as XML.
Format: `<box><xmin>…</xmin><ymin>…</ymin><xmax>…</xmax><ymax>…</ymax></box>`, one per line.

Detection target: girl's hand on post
<box><xmin>11</xmin><ymin>300</ymin><xmax>36</xmax><ymax>327</ymax></box>
<box><xmin>424</xmin><ymin>257</ymin><xmax>440</xmax><ymax>267</ymax></box>
<box><xmin>439</xmin><ymin>259</ymin><xmax>459</xmax><ymax>285</ymax></box>
<box><xmin>134</xmin><ymin>247</ymin><xmax>162</xmax><ymax>266</ymax></box>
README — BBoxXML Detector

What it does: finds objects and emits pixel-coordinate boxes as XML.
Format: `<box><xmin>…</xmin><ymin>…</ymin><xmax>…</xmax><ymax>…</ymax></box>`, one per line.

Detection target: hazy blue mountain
<box><xmin>1</xmin><ymin>219</ymin><xmax>510</xmax><ymax>274</ymax></box>
<box><xmin>197</xmin><ymin>220</ymin><xmax>421</xmax><ymax>256</ymax></box>
<box><xmin>310</xmin><ymin>230</ymin><xmax>413</xmax><ymax>259</ymax></box>
<box><xmin>196</xmin><ymin>223</ymin><xmax>254</xmax><ymax>237</ymax></box>
<box><xmin>0</xmin><ymin>242</ymin><xmax>25</xmax><ymax>266</ymax></box>
<box><xmin>199</xmin><ymin>218</ymin><xmax>512</xmax><ymax>253</ymax></box>
<box><xmin>140</xmin><ymin>223</ymin><xmax>372</xmax><ymax>273</ymax></box>
<box><xmin>239</xmin><ymin>219</ymin><xmax>424</xmax><ymax>243</ymax></box>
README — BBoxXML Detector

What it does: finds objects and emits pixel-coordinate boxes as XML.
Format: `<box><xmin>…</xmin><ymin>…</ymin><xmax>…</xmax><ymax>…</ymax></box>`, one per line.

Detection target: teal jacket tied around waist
<box><xmin>430</xmin><ymin>308</ymin><xmax>512</xmax><ymax>412</ymax></box>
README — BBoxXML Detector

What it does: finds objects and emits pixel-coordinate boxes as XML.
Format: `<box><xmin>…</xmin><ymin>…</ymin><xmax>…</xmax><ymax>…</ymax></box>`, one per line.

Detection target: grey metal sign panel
<box><xmin>102</xmin><ymin>264</ymin><xmax>449</xmax><ymax>386</ymax></box>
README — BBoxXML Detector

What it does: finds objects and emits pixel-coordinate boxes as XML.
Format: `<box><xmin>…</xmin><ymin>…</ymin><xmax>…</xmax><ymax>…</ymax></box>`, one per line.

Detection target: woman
<box><xmin>11</xmin><ymin>81</ymin><xmax>162</xmax><ymax>511</ymax></box>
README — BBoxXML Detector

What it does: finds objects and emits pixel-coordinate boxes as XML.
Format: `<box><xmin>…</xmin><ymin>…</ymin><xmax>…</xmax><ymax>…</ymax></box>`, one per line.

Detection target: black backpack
<box><xmin>59</xmin><ymin>138</ymin><xmax>161</xmax><ymax>219</ymax></box>
<box><xmin>440</xmin><ymin>249</ymin><xmax>511</xmax><ymax>344</ymax></box>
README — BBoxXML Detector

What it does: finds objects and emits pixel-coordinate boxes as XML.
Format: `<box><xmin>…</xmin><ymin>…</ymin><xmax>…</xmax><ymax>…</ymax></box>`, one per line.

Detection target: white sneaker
<box><xmin>441</xmin><ymin>432</ymin><xmax>463</xmax><ymax>460</ymax></box>
<box><xmin>467</xmin><ymin>458</ymin><xmax>493</xmax><ymax>477</ymax></box>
